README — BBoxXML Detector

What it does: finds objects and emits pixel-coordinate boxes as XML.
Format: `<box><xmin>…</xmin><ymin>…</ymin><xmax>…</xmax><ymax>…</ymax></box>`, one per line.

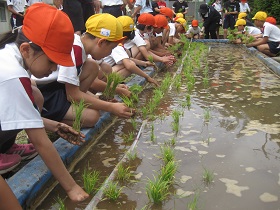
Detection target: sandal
<box><xmin>6</xmin><ymin>143</ymin><xmax>38</xmax><ymax>160</ymax></box>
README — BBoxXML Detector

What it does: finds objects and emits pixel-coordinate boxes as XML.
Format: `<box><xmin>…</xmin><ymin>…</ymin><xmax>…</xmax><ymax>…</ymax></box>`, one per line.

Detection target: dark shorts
<box><xmin>268</xmin><ymin>42</ymin><xmax>280</xmax><ymax>55</ymax></box>
<box><xmin>10</xmin><ymin>13</ymin><xmax>24</xmax><ymax>28</ymax></box>
<box><xmin>38</xmin><ymin>82</ymin><xmax>71</xmax><ymax>122</ymax></box>
<box><xmin>223</xmin><ymin>15</ymin><xmax>235</xmax><ymax>30</ymax></box>
<box><xmin>63</xmin><ymin>0</ymin><xmax>85</xmax><ymax>32</ymax></box>
<box><xmin>102</xmin><ymin>5</ymin><xmax>123</xmax><ymax>17</ymax></box>
<box><xmin>0</xmin><ymin>128</ymin><xmax>20</xmax><ymax>153</ymax></box>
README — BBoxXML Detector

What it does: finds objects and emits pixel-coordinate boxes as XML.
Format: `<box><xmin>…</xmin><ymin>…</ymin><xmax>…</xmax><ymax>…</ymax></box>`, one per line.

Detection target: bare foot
<box><xmin>66</xmin><ymin>184</ymin><xmax>89</xmax><ymax>202</ymax></box>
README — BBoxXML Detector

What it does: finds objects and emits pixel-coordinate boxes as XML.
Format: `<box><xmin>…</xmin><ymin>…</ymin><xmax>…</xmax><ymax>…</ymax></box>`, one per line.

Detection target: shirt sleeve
<box><xmin>111</xmin><ymin>46</ymin><xmax>129</xmax><ymax>65</ymax></box>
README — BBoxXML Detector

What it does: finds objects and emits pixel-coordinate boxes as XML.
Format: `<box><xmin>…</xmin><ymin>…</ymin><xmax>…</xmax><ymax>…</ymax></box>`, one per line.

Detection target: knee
<box><xmin>82</xmin><ymin>110</ymin><xmax>100</xmax><ymax>128</ymax></box>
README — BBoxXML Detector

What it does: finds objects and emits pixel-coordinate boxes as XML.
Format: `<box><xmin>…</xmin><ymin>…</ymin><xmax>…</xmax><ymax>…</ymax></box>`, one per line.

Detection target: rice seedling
<box><xmin>141</xmin><ymin>106</ymin><xmax>148</xmax><ymax>118</ymax></box>
<box><xmin>103</xmin><ymin>72</ymin><xmax>124</xmax><ymax>100</ymax></box>
<box><xmin>150</xmin><ymin>123</ymin><xmax>156</xmax><ymax>142</ymax></box>
<box><xmin>159</xmin><ymin>160</ymin><xmax>178</xmax><ymax>183</ymax></box>
<box><xmin>186</xmin><ymin>94</ymin><xmax>191</xmax><ymax>109</ymax></box>
<box><xmin>170</xmin><ymin>136</ymin><xmax>176</xmax><ymax>146</ymax></box>
<box><xmin>203</xmin><ymin>77</ymin><xmax>209</xmax><ymax>88</ymax></box>
<box><xmin>172</xmin><ymin>122</ymin><xmax>180</xmax><ymax>135</ymax></box>
<box><xmin>71</xmin><ymin>99</ymin><xmax>88</xmax><ymax>132</ymax></box>
<box><xmin>127</xmin><ymin>150</ymin><xmax>137</xmax><ymax>161</ymax></box>
<box><xmin>147</xmin><ymin>55</ymin><xmax>158</xmax><ymax>71</ymax></box>
<box><xmin>202</xmin><ymin>167</ymin><xmax>214</xmax><ymax>185</ymax></box>
<box><xmin>120</xmin><ymin>95</ymin><xmax>134</xmax><ymax>108</ymax></box>
<box><xmin>187</xmin><ymin>192</ymin><xmax>199</xmax><ymax>210</ymax></box>
<box><xmin>116</xmin><ymin>164</ymin><xmax>131</xmax><ymax>181</ymax></box>
<box><xmin>146</xmin><ymin>175</ymin><xmax>170</xmax><ymax>204</ymax></box>
<box><xmin>129</xmin><ymin>84</ymin><xmax>143</xmax><ymax>95</ymax></box>
<box><xmin>123</xmin><ymin>131</ymin><xmax>134</xmax><ymax>143</ymax></box>
<box><xmin>160</xmin><ymin>145</ymin><xmax>175</xmax><ymax>165</ymax></box>
<box><xmin>131</xmin><ymin>118</ymin><xmax>137</xmax><ymax>130</ymax></box>
<box><xmin>104</xmin><ymin>181</ymin><xmax>123</xmax><ymax>201</ymax></box>
<box><xmin>54</xmin><ymin>196</ymin><xmax>66</xmax><ymax>210</ymax></box>
<box><xmin>172</xmin><ymin>110</ymin><xmax>181</xmax><ymax>124</ymax></box>
<box><xmin>82</xmin><ymin>168</ymin><xmax>100</xmax><ymax>194</ymax></box>
<box><xmin>203</xmin><ymin>108</ymin><xmax>211</xmax><ymax>122</ymax></box>
<box><xmin>174</xmin><ymin>74</ymin><xmax>182</xmax><ymax>92</ymax></box>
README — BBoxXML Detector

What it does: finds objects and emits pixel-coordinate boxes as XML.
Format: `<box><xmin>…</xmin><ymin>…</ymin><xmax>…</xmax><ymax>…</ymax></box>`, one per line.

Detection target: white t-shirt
<box><xmin>239</xmin><ymin>3</ymin><xmax>250</xmax><ymax>13</ymax></box>
<box><xmin>262</xmin><ymin>22</ymin><xmax>280</xmax><ymax>42</ymax></box>
<box><xmin>134</xmin><ymin>0</ymin><xmax>153</xmax><ymax>14</ymax></box>
<box><xmin>129</xmin><ymin>29</ymin><xmax>147</xmax><ymax>48</ymax></box>
<box><xmin>186</xmin><ymin>26</ymin><xmax>201</xmax><ymax>35</ymax></box>
<box><xmin>0</xmin><ymin>43</ymin><xmax>43</xmax><ymax>131</ymax></box>
<box><xmin>34</xmin><ymin>34</ymin><xmax>86</xmax><ymax>86</ymax></box>
<box><xmin>212</xmin><ymin>2</ymin><xmax>222</xmax><ymax>15</ymax></box>
<box><xmin>104</xmin><ymin>45</ymin><xmax>129</xmax><ymax>67</ymax></box>
<box><xmin>101</xmin><ymin>0</ymin><xmax>123</xmax><ymax>6</ymax></box>
<box><xmin>168</xmin><ymin>22</ymin><xmax>176</xmax><ymax>37</ymax></box>
<box><xmin>244</xmin><ymin>26</ymin><xmax>261</xmax><ymax>35</ymax></box>
<box><xmin>7</xmin><ymin>0</ymin><xmax>26</xmax><ymax>13</ymax></box>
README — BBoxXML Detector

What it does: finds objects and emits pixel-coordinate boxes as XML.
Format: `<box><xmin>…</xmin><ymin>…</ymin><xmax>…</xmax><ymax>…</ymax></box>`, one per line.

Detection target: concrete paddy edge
<box><xmin>7</xmin><ymin>67</ymin><xmax>154</xmax><ymax>207</ymax></box>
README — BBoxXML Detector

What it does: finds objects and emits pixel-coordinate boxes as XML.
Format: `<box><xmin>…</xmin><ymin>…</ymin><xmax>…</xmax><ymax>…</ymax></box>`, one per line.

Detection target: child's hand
<box><xmin>116</xmin><ymin>86</ymin><xmax>132</xmax><ymax>98</ymax></box>
<box><xmin>145</xmin><ymin>61</ymin><xmax>154</xmax><ymax>67</ymax></box>
<box><xmin>111</xmin><ymin>103</ymin><xmax>135</xmax><ymax>118</ymax></box>
<box><xmin>147</xmin><ymin>77</ymin><xmax>159</xmax><ymax>87</ymax></box>
<box><xmin>56</xmin><ymin>123</ymin><xmax>86</xmax><ymax>145</ymax></box>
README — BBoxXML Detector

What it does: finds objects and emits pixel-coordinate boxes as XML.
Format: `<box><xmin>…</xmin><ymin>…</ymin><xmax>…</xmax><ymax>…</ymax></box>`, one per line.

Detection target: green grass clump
<box><xmin>54</xmin><ymin>196</ymin><xmax>66</xmax><ymax>210</ymax></box>
<box><xmin>187</xmin><ymin>192</ymin><xmax>199</xmax><ymax>210</ymax></box>
<box><xmin>127</xmin><ymin>150</ymin><xmax>137</xmax><ymax>161</ymax></box>
<box><xmin>160</xmin><ymin>146</ymin><xmax>175</xmax><ymax>165</ymax></box>
<box><xmin>103</xmin><ymin>72</ymin><xmax>124</xmax><ymax>100</ymax></box>
<box><xmin>159</xmin><ymin>160</ymin><xmax>178</xmax><ymax>183</ymax></box>
<box><xmin>146</xmin><ymin>176</ymin><xmax>170</xmax><ymax>204</ymax></box>
<box><xmin>202</xmin><ymin>168</ymin><xmax>214</xmax><ymax>185</ymax></box>
<box><xmin>82</xmin><ymin>168</ymin><xmax>100</xmax><ymax>194</ymax></box>
<box><xmin>123</xmin><ymin>131</ymin><xmax>134</xmax><ymax>143</ymax></box>
<box><xmin>116</xmin><ymin>164</ymin><xmax>131</xmax><ymax>181</ymax></box>
<box><xmin>104</xmin><ymin>181</ymin><xmax>123</xmax><ymax>201</ymax></box>
<box><xmin>71</xmin><ymin>99</ymin><xmax>88</xmax><ymax>132</ymax></box>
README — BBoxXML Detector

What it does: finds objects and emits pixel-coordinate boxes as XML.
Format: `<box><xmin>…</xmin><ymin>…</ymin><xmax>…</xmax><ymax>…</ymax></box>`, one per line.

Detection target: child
<box><xmin>246</xmin><ymin>11</ymin><xmax>280</xmax><ymax>57</ymax></box>
<box><xmin>125</xmin><ymin>13</ymin><xmax>175</xmax><ymax>65</ymax></box>
<box><xmin>266</xmin><ymin>17</ymin><xmax>277</xmax><ymax>25</ymax></box>
<box><xmin>0</xmin><ymin>3</ymin><xmax>88</xmax><ymax>205</ymax></box>
<box><xmin>33</xmin><ymin>14</ymin><xmax>134</xmax><ymax>128</ymax></box>
<box><xmin>172</xmin><ymin>0</ymin><xmax>188</xmax><ymax>19</ymax></box>
<box><xmin>186</xmin><ymin>19</ymin><xmax>202</xmax><ymax>39</ymax></box>
<box><xmin>104</xmin><ymin>16</ymin><xmax>159</xmax><ymax>86</ymax></box>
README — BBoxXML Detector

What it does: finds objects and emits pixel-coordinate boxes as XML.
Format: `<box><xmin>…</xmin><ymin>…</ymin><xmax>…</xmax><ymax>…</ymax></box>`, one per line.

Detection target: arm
<box><xmin>132</xmin><ymin>5</ymin><xmax>142</xmax><ymax>18</ymax></box>
<box><xmin>7</xmin><ymin>5</ymin><xmax>24</xmax><ymax>16</ymax></box>
<box><xmin>26</xmin><ymin>128</ymin><xmax>88</xmax><ymax>201</ymax></box>
<box><xmin>246</xmin><ymin>36</ymin><xmax>268</xmax><ymax>48</ymax></box>
<box><xmin>122</xmin><ymin>58</ymin><xmax>159</xmax><ymax>86</ymax></box>
<box><xmin>65</xmin><ymin>83</ymin><xmax>133</xmax><ymax>118</ymax></box>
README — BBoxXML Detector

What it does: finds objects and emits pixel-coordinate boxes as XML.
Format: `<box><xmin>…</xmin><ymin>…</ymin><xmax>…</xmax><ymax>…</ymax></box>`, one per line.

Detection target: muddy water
<box><xmin>37</xmin><ymin>45</ymin><xmax>280</xmax><ymax>210</ymax></box>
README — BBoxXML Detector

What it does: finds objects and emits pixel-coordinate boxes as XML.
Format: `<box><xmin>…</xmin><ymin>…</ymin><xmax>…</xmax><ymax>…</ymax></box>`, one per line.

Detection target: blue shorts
<box><xmin>268</xmin><ymin>42</ymin><xmax>280</xmax><ymax>55</ymax></box>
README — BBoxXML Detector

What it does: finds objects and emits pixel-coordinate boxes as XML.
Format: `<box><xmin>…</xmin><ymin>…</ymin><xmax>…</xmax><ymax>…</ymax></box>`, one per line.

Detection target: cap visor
<box><xmin>112</xmin><ymin>36</ymin><xmax>127</xmax><ymax>43</ymax></box>
<box><xmin>43</xmin><ymin>47</ymin><xmax>74</xmax><ymax>67</ymax></box>
<box><xmin>164</xmin><ymin>25</ymin><xmax>169</xmax><ymax>29</ymax></box>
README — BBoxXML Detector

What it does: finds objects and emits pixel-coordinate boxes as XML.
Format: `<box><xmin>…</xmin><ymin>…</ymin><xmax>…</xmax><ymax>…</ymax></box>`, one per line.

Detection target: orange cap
<box><xmin>266</xmin><ymin>16</ymin><xmax>276</xmax><ymax>25</ymax></box>
<box><xmin>159</xmin><ymin>7</ymin><xmax>173</xmax><ymax>19</ymax></box>
<box><xmin>138</xmin><ymin>13</ymin><xmax>155</xmax><ymax>26</ymax></box>
<box><xmin>22</xmin><ymin>3</ymin><xmax>74</xmax><ymax>66</ymax></box>
<box><xmin>192</xmin><ymin>19</ymin><xmax>199</xmax><ymax>27</ymax></box>
<box><xmin>153</xmin><ymin>14</ymin><xmax>168</xmax><ymax>29</ymax></box>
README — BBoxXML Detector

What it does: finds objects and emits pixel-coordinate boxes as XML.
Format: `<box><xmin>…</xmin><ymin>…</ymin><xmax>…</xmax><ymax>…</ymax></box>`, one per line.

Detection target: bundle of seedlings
<box><xmin>100</xmin><ymin>72</ymin><xmax>124</xmax><ymax>101</ymax></box>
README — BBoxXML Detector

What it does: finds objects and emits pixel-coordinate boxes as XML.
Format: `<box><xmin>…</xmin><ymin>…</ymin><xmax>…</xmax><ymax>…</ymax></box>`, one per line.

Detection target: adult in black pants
<box><xmin>101</xmin><ymin>0</ymin><xmax>124</xmax><ymax>17</ymax></box>
<box><xmin>199</xmin><ymin>4</ymin><xmax>221</xmax><ymax>39</ymax></box>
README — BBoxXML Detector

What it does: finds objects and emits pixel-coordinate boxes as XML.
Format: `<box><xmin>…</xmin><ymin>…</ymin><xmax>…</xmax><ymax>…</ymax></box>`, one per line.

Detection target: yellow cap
<box><xmin>176</xmin><ymin>13</ymin><xmax>184</xmax><ymax>18</ymax></box>
<box><xmin>175</xmin><ymin>17</ymin><xmax>186</xmax><ymax>25</ymax></box>
<box><xmin>252</xmin><ymin>11</ymin><xmax>267</xmax><ymax>21</ymax></box>
<box><xmin>86</xmin><ymin>14</ymin><xmax>125</xmax><ymax>42</ymax></box>
<box><xmin>235</xmin><ymin>19</ymin><xmax>246</xmax><ymax>26</ymax></box>
<box><xmin>117</xmin><ymin>16</ymin><xmax>135</xmax><ymax>32</ymax></box>
<box><xmin>238</xmin><ymin>12</ymin><xmax>247</xmax><ymax>19</ymax></box>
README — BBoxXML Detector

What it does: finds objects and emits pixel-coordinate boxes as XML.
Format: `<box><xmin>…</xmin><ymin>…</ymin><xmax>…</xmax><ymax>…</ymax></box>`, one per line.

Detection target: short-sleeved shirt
<box><xmin>186</xmin><ymin>26</ymin><xmax>201</xmax><ymax>35</ymax></box>
<box><xmin>101</xmin><ymin>0</ymin><xmax>123</xmax><ymax>6</ymax></box>
<box><xmin>172</xmin><ymin>1</ymin><xmax>188</xmax><ymax>13</ymax></box>
<box><xmin>224</xmin><ymin>0</ymin><xmax>240</xmax><ymax>16</ymax></box>
<box><xmin>244</xmin><ymin>26</ymin><xmax>261</xmax><ymax>35</ymax></box>
<box><xmin>168</xmin><ymin>22</ymin><xmax>176</xmax><ymax>37</ymax></box>
<box><xmin>129</xmin><ymin>29</ymin><xmax>147</xmax><ymax>48</ymax></box>
<box><xmin>104</xmin><ymin>45</ymin><xmax>129</xmax><ymax>67</ymax></box>
<box><xmin>0</xmin><ymin>43</ymin><xmax>43</xmax><ymax>131</ymax></box>
<box><xmin>239</xmin><ymin>2</ymin><xmax>250</xmax><ymax>13</ymax></box>
<box><xmin>262</xmin><ymin>22</ymin><xmax>280</xmax><ymax>42</ymax></box>
<box><xmin>7</xmin><ymin>0</ymin><xmax>26</xmax><ymax>13</ymax></box>
<box><xmin>212</xmin><ymin>2</ymin><xmax>222</xmax><ymax>15</ymax></box>
<box><xmin>134</xmin><ymin>0</ymin><xmax>153</xmax><ymax>14</ymax></box>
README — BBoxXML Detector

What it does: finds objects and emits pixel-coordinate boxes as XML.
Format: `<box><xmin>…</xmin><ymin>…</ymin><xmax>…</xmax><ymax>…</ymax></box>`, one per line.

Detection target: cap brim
<box><xmin>112</xmin><ymin>36</ymin><xmax>127</xmax><ymax>43</ymax></box>
<box><xmin>43</xmin><ymin>47</ymin><xmax>74</xmax><ymax>67</ymax></box>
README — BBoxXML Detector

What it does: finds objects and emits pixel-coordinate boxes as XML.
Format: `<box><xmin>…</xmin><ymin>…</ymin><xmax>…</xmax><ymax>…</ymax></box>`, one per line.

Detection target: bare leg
<box><xmin>0</xmin><ymin>176</ymin><xmax>22</xmax><ymax>210</ymax></box>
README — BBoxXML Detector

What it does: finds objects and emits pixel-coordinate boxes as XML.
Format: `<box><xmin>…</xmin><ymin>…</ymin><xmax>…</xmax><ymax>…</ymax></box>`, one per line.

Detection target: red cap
<box><xmin>192</xmin><ymin>19</ymin><xmax>199</xmax><ymax>27</ymax></box>
<box><xmin>159</xmin><ymin>7</ymin><xmax>173</xmax><ymax>19</ymax></box>
<box><xmin>241</xmin><ymin>0</ymin><xmax>246</xmax><ymax>2</ymax></box>
<box><xmin>266</xmin><ymin>16</ymin><xmax>277</xmax><ymax>25</ymax></box>
<box><xmin>22</xmin><ymin>3</ymin><xmax>74</xmax><ymax>66</ymax></box>
<box><xmin>138</xmin><ymin>13</ymin><xmax>155</xmax><ymax>26</ymax></box>
<box><xmin>153</xmin><ymin>14</ymin><xmax>168</xmax><ymax>29</ymax></box>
